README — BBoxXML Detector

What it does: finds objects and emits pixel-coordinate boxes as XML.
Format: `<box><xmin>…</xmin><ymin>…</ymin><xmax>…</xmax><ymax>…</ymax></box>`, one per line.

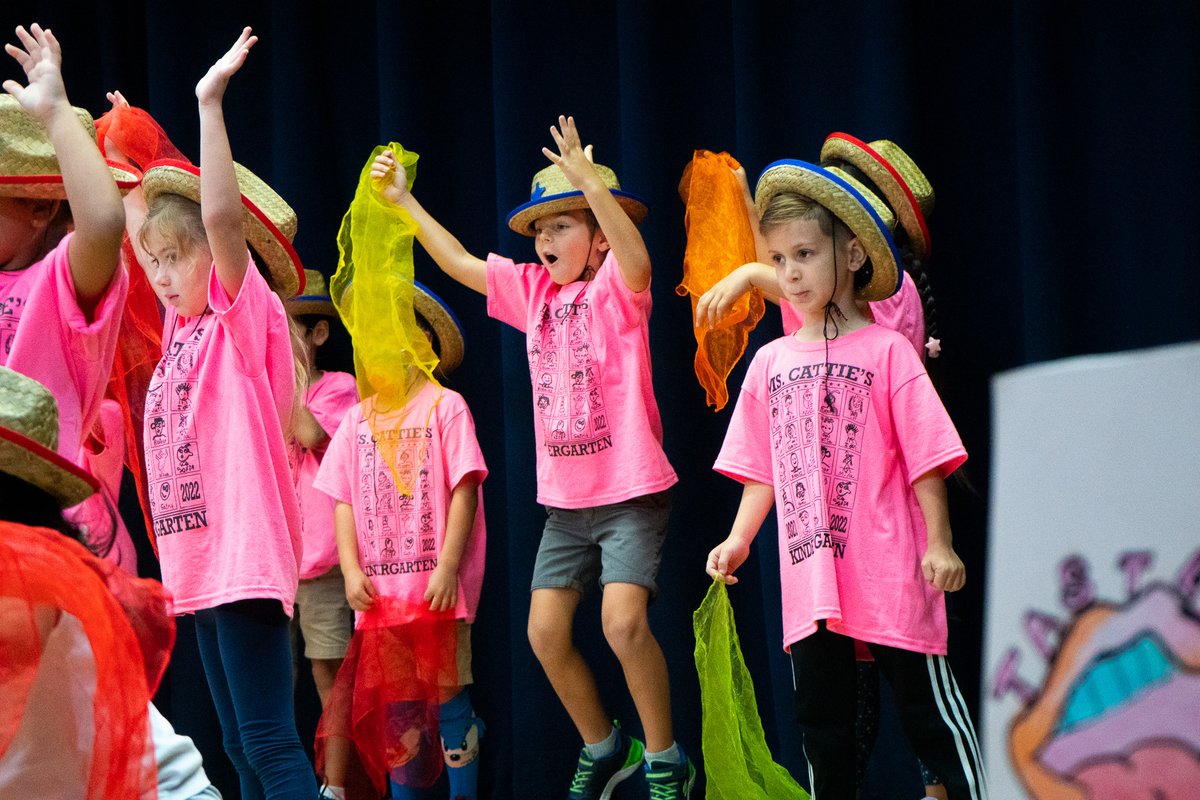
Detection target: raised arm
<box><xmin>4</xmin><ymin>24</ymin><xmax>124</xmax><ymax>315</ymax></box>
<box><xmin>100</xmin><ymin>91</ymin><xmax>151</xmax><ymax>272</ymax></box>
<box><xmin>544</xmin><ymin>115</ymin><xmax>650</xmax><ymax>292</ymax></box>
<box><xmin>371</xmin><ymin>150</ymin><xmax>488</xmax><ymax>295</ymax></box>
<box><xmin>195</xmin><ymin>27</ymin><xmax>257</xmax><ymax>301</ymax></box>
<box><xmin>694</xmin><ymin>261</ymin><xmax>782</xmax><ymax>329</ymax></box>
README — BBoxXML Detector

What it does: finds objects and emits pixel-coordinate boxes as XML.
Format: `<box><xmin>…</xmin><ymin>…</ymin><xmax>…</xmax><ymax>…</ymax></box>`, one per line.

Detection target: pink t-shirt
<box><xmin>715</xmin><ymin>323</ymin><xmax>966</xmax><ymax>655</ymax></box>
<box><xmin>295</xmin><ymin>370</ymin><xmax>359</xmax><ymax>579</ymax></box>
<box><xmin>314</xmin><ymin>381</ymin><xmax>488</xmax><ymax>623</ymax></box>
<box><xmin>143</xmin><ymin>259</ymin><xmax>302</xmax><ymax>616</ymax></box>
<box><xmin>486</xmin><ymin>251</ymin><xmax>677</xmax><ymax>508</ymax></box>
<box><xmin>72</xmin><ymin>399</ymin><xmax>139</xmax><ymax>575</ymax></box>
<box><xmin>0</xmin><ymin>232</ymin><xmax>129</xmax><ymax>460</ymax></box>
<box><xmin>781</xmin><ymin>270</ymin><xmax>926</xmax><ymax>361</ymax></box>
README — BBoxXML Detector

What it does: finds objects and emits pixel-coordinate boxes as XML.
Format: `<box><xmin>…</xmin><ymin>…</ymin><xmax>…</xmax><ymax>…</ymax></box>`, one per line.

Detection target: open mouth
<box><xmin>545</xmin><ymin>253</ymin><xmax>559</xmax><ymax>265</ymax></box>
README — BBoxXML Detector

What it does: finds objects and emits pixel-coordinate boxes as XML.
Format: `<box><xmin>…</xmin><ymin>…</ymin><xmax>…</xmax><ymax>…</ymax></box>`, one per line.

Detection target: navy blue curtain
<box><xmin>7</xmin><ymin>2</ymin><xmax>1197</xmax><ymax>797</ymax></box>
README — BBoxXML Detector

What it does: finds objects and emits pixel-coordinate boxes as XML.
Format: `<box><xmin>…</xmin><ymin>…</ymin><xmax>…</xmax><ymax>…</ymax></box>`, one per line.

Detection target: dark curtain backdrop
<box><xmin>7</xmin><ymin>2</ymin><xmax>1198</xmax><ymax>798</ymax></box>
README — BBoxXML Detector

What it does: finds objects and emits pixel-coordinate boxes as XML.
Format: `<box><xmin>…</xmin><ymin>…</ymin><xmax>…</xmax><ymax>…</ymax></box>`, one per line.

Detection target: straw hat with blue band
<box><xmin>289</xmin><ymin>269</ymin><xmax>338</xmax><ymax>318</ymax></box>
<box><xmin>754</xmin><ymin>159</ymin><xmax>902</xmax><ymax>302</ymax></box>
<box><xmin>0</xmin><ymin>365</ymin><xmax>99</xmax><ymax>507</ymax></box>
<box><xmin>820</xmin><ymin>133</ymin><xmax>934</xmax><ymax>261</ymax></box>
<box><xmin>413</xmin><ymin>280</ymin><xmax>466</xmax><ymax>375</ymax></box>
<box><xmin>0</xmin><ymin>95</ymin><xmax>141</xmax><ymax>198</ymax></box>
<box><xmin>507</xmin><ymin>162</ymin><xmax>648</xmax><ymax>235</ymax></box>
<box><xmin>140</xmin><ymin>158</ymin><xmax>306</xmax><ymax>299</ymax></box>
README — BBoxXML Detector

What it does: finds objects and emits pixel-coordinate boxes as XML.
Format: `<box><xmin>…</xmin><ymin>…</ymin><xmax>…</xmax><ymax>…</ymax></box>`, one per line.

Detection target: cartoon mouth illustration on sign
<box><xmin>996</xmin><ymin>551</ymin><xmax>1200</xmax><ymax>800</ymax></box>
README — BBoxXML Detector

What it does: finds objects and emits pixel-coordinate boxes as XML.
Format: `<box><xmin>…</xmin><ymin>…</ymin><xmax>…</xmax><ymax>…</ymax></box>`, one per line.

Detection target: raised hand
<box><xmin>3</xmin><ymin>24</ymin><xmax>69</xmax><ymax>121</ymax></box>
<box><xmin>370</xmin><ymin>149</ymin><xmax>409</xmax><ymax>205</ymax></box>
<box><xmin>196</xmin><ymin>26</ymin><xmax>257</xmax><ymax>106</ymax></box>
<box><xmin>542</xmin><ymin>114</ymin><xmax>599</xmax><ymax>191</ymax></box>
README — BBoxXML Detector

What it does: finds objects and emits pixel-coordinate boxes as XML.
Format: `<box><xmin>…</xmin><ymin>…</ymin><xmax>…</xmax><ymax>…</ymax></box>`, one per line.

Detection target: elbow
<box><xmin>201</xmin><ymin>205</ymin><xmax>244</xmax><ymax>236</ymax></box>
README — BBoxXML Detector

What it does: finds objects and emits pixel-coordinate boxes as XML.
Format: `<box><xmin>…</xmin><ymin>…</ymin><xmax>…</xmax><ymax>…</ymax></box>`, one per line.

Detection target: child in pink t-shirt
<box><xmin>371</xmin><ymin>116</ymin><xmax>693</xmax><ymax>799</ymax></box>
<box><xmin>287</xmin><ymin>268</ymin><xmax>359</xmax><ymax>799</ymax></box>
<box><xmin>706</xmin><ymin>160</ymin><xmax>986</xmax><ymax>799</ymax></box>
<box><xmin>0</xmin><ymin>24</ymin><xmax>137</xmax><ymax>461</ymax></box>
<box><xmin>314</xmin><ymin>283</ymin><xmax>486</xmax><ymax>800</ymax></box>
<box><xmin>133</xmin><ymin>28</ymin><xmax>315</xmax><ymax>799</ymax></box>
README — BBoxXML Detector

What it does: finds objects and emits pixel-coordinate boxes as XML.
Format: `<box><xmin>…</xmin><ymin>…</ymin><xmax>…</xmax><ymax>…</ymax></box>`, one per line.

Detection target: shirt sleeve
<box><xmin>888</xmin><ymin>343</ymin><xmax>967</xmax><ymax>482</ymax></box>
<box><xmin>310</xmin><ymin>372</ymin><xmax>360</xmax><ymax>438</ymax></box>
<box><xmin>713</xmin><ymin>351</ymin><xmax>775</xmax><ymax>485</ymax></box>
<box><xmin>437</xmin><ymin>390</ymin><xmax>488</xmax><ymax>491</ymax></box>
<box><xmin>313</xmin><ymin>409</ymin><xmax>357</xmax><ymax>504</ymax></box>
<box><xmin>485</xmin><ymin>254</ymin><xmax>537</xmax><ymax>332</ymax></box>
<box><xmin>596</xmin><ymin>251</ymin><xmax>648</xmax><ymax>330</ymax></box>
<box><xmin>207</xmin><ymin>255</ymin><xmax>282</xmax><ymax>375</ymax></box>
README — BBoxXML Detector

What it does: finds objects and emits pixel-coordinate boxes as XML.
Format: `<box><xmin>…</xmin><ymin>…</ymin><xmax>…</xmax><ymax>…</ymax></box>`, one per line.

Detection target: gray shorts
<box><xmin>531</xmin><ymin>490</ymin><xmax>671</xmax><ymax>598</ymax></box>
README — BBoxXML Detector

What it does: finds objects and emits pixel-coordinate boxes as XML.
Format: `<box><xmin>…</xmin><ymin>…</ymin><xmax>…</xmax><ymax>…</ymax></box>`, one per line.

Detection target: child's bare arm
<box><xmin>4</xmin><ymin>24</ymin><xmax>124</xmax><ymax>315</ymax></box>
<box><xmin>544</xmin><ymin>116</ymin><xmax>650</xmax><ymax>292</ymax></box>
<box><xmin>706</xmin><ymin>480</ymin><xmax>774</xmax><ymax>584</ymax></box>
<box><xmin>101</xmin><ymin>91</ymin><xmax>151</xmax><ymax>271</ymax></box>
<box><xmin>335</xmin><ymin>501</ymin><xmax>376</xmax><ymax>611</ymax></box>
<box><xmin>912</xmin><ymin>470</ymin><xmax>965</xmax><ymax>592</ymax></box>
<box><xmin>425</xmin><ymin>473</ymin><xmax>481</xmax><ymax>612</ymax></box>
<box><xmin>292</xmin><ymin>402</ymin><xmax>328</xmax><ymax>450</ymax></box>
<box><xmin>196</xmin><ymin>27</ymin><xmax>257</xmax><ymax>301</ymax></box>
<box><xmin>694</xmin><ymin>262</ymin><xmax>782</xmax><ymax>329</ymax></box>
<box><xmin>734</xmin><ymin>164</ymin><xmax>770</xmax><ymax>264</ymax></box>
<box><xmin>371</xmin><ymin>150</ymin><xmax>488</xmax><ymax>295</ymax></box>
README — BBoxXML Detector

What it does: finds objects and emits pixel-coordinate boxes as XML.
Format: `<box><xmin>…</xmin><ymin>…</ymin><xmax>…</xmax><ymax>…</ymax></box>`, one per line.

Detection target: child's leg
<box><xmin>855</xmin><ymin>657</ymin><xmax>881</xmax><ymax>789</ymax></box>
<box><xmin>296</xmin><ymin>566</ymin><xmax>353</xmax><ymax>791</ymax></box>
<box><xmin>196</xmin><ymin>599</ymin><xmax>318</xmax><ymax>800</ymax></box>
<box><xmin>788</xmin><ymin>622</ymin><xmax>858</xmax><ymax>799</ymax></box>
<box><xmin>439</xmin><ymin>688</ymin><xmax>484</xmax><ymax>800</ymax></box>
<box><xmin>869</xmin><ymin>644</ymin><xmax>987</xmax><ymax>800</ymax></box>
<box><xmin>599</xmin><ymin>582</ymin><xmax>673</xmax><ymax>752</ymax></box>
<box><xmin>528</xmin><ymin>587</ymin><xmax>611</xmax><ymax>742</ymax></box>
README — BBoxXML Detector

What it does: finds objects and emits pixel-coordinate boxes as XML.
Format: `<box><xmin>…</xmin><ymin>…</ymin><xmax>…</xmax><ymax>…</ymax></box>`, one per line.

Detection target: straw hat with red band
<box><xmin>755</xmin><ymin>159</ymin><xmax>903</xmax><ymax>302</ymax></box>
<box><xmin>140</xmin><ymin>159</ymin><xmax>306</xmax><ymax>298</ymax></box>
<box><xmin>820</xmin><ymin>133</ymin><xmax>934</xmax><ymax>260</ymax></box>
<box><xmin>507</xmin><ymin>162</ymin><xmax>648</xmax><ymax>236</ymax></box>
<box><xmin>0</xmin><ymin>95</ymin><xmax>142</xmax><ymax>198</ymax></box>
<box><xmin>0</xmin><ymin>365</ymin><xmax>99</xmax><ymax>507</ymax></box>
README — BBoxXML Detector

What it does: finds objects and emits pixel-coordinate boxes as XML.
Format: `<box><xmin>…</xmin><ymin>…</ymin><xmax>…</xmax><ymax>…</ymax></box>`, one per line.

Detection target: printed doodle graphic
<box><xmin>991</xmin><ymin>549</ymin><xmax>1200</xmax><ymax>799</ymax></box>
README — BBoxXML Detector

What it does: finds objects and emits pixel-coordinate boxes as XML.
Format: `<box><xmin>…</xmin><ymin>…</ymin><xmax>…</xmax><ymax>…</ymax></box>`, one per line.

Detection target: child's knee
<box><xmin>527</xmin><ymin>612</ymin><xmax>572</xmax><ymax>656</ymax></box>
<box><xmin>439</xmin><ymin>691</ymin><xmax>484</xmax><ymax>768</ymax></box>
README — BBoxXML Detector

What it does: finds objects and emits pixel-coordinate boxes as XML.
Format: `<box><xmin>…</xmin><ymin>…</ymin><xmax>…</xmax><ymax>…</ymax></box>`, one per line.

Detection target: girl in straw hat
<box><xmin>372</xmin><ymin>115</ymin><xmax>694</xmax><ymax>799</ymax></box>
<box><xmin>0</xmin><ymin>24</ymin><xmax>138</xmax><ymax>462</ymax></box>
<box><xmin>133</xmin><ymin>28</ymin><xmax>316</xmax><ymax>799</ymax></box>
<box><xmin>0</xmin><ymin>365</ymin><xmax>220</xmax><ymax>800</ymax></box>
<box><xmin>706</xmin><ymin>161</ymin><xmax>986</xmax><ymax>799</ymax></box>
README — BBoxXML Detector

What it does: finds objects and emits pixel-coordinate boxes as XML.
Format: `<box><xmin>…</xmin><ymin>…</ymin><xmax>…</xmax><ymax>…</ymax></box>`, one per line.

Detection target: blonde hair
<box><xmin>138</xmin><ymin>193</ymin><xmax>208</xmax><ymax>264</ymax></box>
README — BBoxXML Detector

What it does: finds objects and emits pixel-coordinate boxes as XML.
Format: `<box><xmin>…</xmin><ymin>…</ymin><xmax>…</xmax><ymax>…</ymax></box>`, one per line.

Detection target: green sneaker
<box><xmin>644</xmin><ymin>752</ymin><xmax>696</xmax><ymax>800</ymax></box>
<box><xmin>567</xmin><ymin>726</ymin><xmax>645</xmax><ymax>800</ymax></box>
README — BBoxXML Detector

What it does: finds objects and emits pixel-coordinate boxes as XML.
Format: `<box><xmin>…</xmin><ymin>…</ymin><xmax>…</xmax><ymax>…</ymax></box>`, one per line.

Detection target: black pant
<box><xmin>789</xmin><ymin>623</ymin><xmax>987</xmax><ymax>800</ymax></box>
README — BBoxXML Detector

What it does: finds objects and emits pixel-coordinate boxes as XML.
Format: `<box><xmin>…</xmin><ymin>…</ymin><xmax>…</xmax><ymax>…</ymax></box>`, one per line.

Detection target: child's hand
<box><xmin>423</xmin><ymin>563</ymin><xmax>458</xmax><ymax>613</ymax></box>
<box><xmin>921</xmin><ymin>544</ymin><xmax>965</xmax><ymax>592</ymax></box>
<box><xmin>3</xmin><ymin>24</ymin><xmax>69</xmax><ymax>121</ymax></box>
<box><xmin>706</xmin><ymin>536</ymin><xmax>751</xmax><ymax>585</ymax></box>
<box><xmin>370</xmin><ymin>149</ymin><xmax>409</xmax><ymax>205</ymax></box>
<box><xmin>196</xmin><ymin>26</ymin><xmax>257</xmax><ymax>107</ymax></box>
<box><xmin>344</xmin><ymin>568</ymin><xmax>378</xmax><ymax>611</ymax></box>
<box><xmin>695</xmin><ymin>265</ymin><xmax>755</xmax><ymax>329</ymax></box>
<box><xmin>542</xmin><ymin>115</ymin><xmax>599</xmax><ymax>192</ymax></box>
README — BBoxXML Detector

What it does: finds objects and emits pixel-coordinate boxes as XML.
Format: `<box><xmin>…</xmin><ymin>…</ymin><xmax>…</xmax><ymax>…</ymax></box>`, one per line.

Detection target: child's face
<box><xmin>532</xmin><ymin>210</ymin><xmax>608</xmax><ymax>285</ymax></box>
<box><xmin>766</xmin><ymin>218</ymin><xmax>861</xmax><ymax>320</ymax></box>
<box><xmin>142</xmin><ymin>227</ymin><xmax>212</xmax><ymax>317</ymax></box>
<box><xmin>0</xmin><ymin>196</ymin><xmax>54</xmax><ymax>271</ymax></box>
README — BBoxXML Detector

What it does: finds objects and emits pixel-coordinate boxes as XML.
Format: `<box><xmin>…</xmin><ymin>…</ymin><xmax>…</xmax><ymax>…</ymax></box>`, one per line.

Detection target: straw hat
<box><xmin>507</xmin><ymin>162</ymin><xmax>648</xmax><ymax>235</ymax></box>
<box><xmin>754</xmin><ymin>160</ymin><xmax>902</xmax><ymax>302</ymax></box>
<box><xmin>820</xmin><ymin>133</ymin><xmax>934</xmax><ymax>260</ymax></box>
<box><xmin>414</xmin><ymin>281</ymin><xmax>465</xmax><ymax>374</ymax></box>
<box><xmin>0</xmin><ymin>366</ymin><xmax>99</xmax><ymax>506</ymax></box>
<box><xmin>0</xmin><ymin>95</ymin><xmax>141</xmax><ymax>198</ymax></box>
<box><xmin>288</xmin><ymin>269</ymin><xmax>338</xmax><ymax>318</ymax></box>
<box><xmin>140</xmin><ymin>158</ymin><xmax>305</xmax><ymax>298</ymax></box>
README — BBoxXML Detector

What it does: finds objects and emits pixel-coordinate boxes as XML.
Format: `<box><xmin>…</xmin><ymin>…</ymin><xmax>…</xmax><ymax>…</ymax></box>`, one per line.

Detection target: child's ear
<box><xmin>593</xmin><ymin>226</ymin><xmax>611</xmax><ymax>254</ymax></box>
<box><xmin>311</xmin><ymin>318</ymin><xmax>331</xmax><ymax>346</ymax></box>
<box><xmin>845</xmin><ymin>236</ymin><xmax>866</xmax><ymax>272</ymax></box>
<box><xmin>23</xmin><ymin>199</ymin><xmax>60</xmax><ymax>229</ymax></box>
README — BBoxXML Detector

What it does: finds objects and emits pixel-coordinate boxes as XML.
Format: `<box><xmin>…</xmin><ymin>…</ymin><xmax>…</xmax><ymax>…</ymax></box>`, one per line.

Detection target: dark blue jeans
<box><xmin>195</xmin><ymin>599</ymin><xmax>317</xmax><ymax>800</ymax></box>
